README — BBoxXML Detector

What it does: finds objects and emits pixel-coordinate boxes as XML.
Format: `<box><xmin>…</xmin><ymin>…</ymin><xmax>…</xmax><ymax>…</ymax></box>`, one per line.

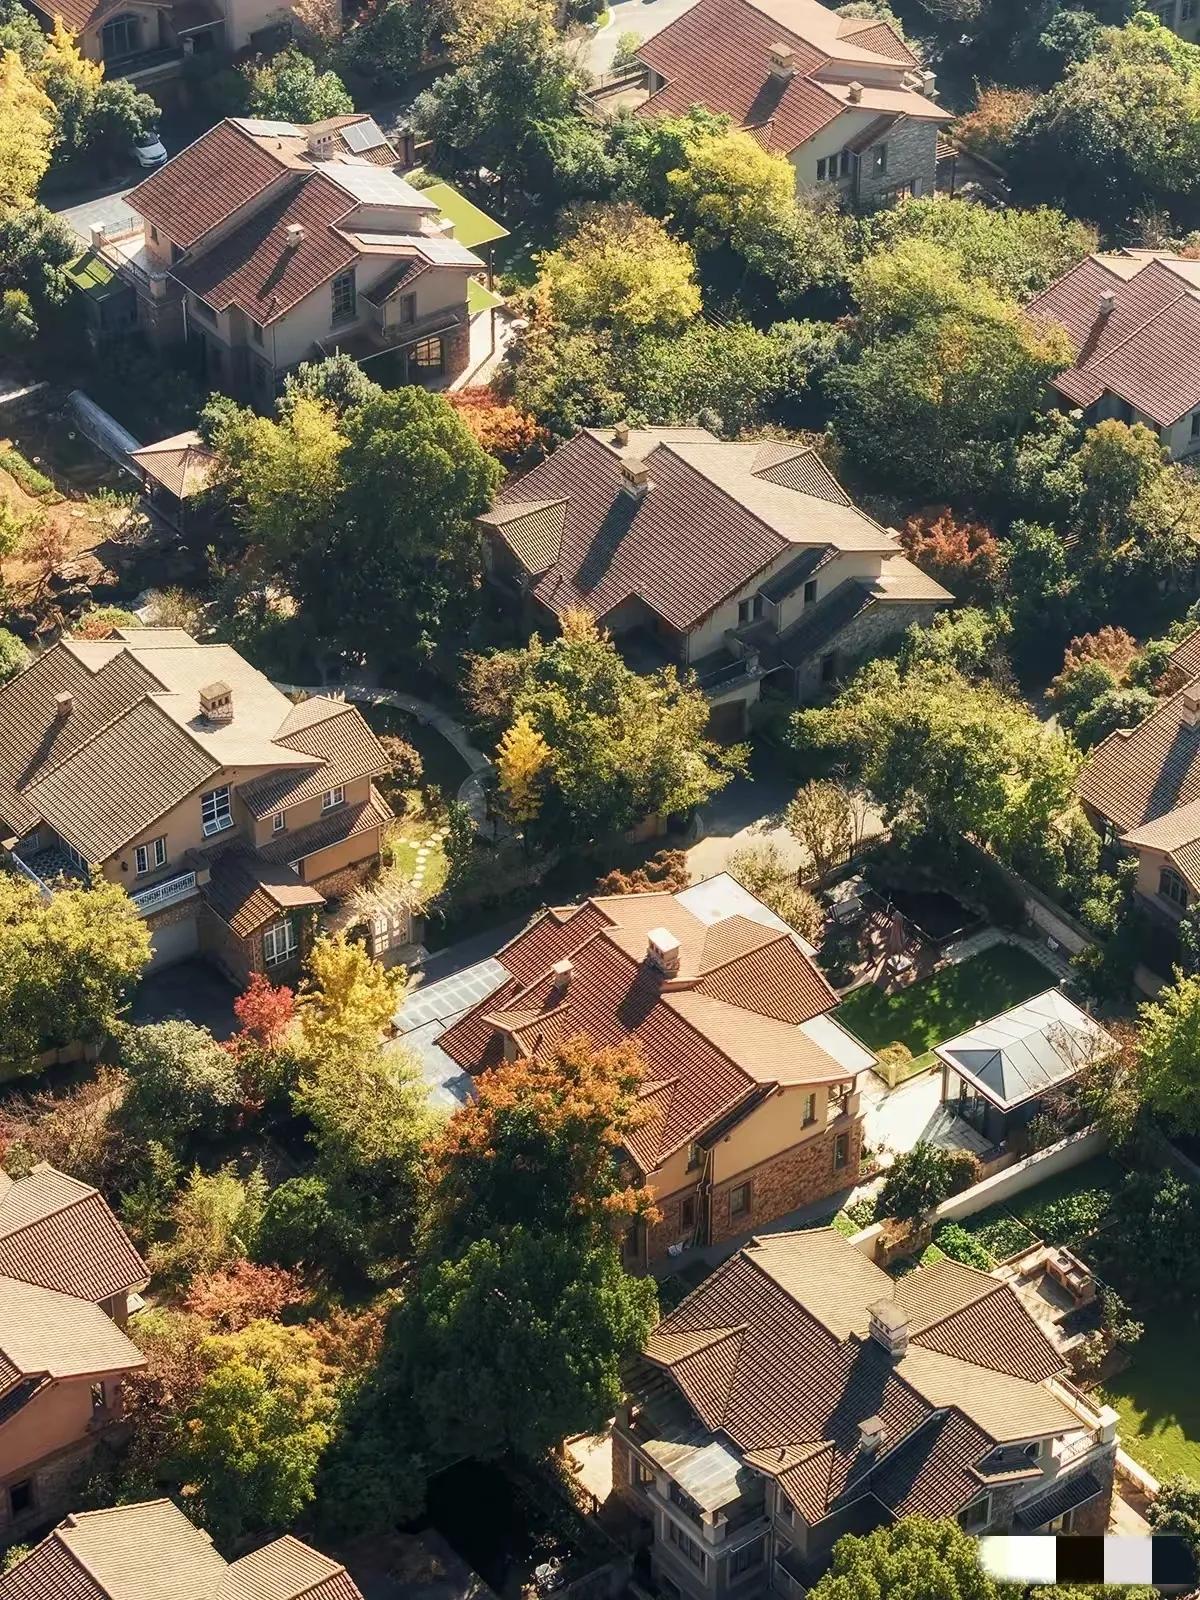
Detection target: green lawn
<box><xmin>360</xmin><ymin>704</ymin><xmax>470</xmax><ymax>798</ymax></box>
<box><xmin>1102</xmin><ymin>1318</ymin><xmax>1200</xmax><ymax>1481</ymax></box>
<box><xmin>834</xmin><ymin>943</ymin><xmax>1057</xmax><ymax>1055</ymax></box>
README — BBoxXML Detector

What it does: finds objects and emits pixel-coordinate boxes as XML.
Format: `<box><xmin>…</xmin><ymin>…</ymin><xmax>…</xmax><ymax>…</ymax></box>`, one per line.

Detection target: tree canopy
<box><xmin>536</xmin><ymin>203</ymin><xmax>701</xmax><ymax>337</ymax></box>
<box><xmin>807</xmin><ymin>1517</ymin><xmax>1001</xmax><ymax>1600</ymax></box>
<box><xmin>241</xmin><ymin>44</ymin><xmax>353</xmax><ymax>121</ymax></box>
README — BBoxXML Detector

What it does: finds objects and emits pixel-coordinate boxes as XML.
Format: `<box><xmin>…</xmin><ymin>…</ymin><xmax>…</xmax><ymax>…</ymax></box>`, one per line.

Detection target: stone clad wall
<box><xmin>855</xmin><ymin>118</ymin><xmax>939</xmax><ymax>206</ymax></box>
<box><xmin>708</xmin><ymin>1117</ymin><xmax>863</xmax><ymax>1248</ymax></box>
<box><xmin>794</xmin><ymin>598</ymin><xmax>945</xmax><ymax>700</ymax></box>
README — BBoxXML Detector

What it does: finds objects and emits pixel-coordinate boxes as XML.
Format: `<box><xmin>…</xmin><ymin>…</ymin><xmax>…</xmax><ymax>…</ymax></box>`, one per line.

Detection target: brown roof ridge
<box><xmin>645</xmin><ymin>1323</ymin><xmax>750</xmax><ymax>1365</ymax></box>
<box><xmin>650</xmin><ymin>438</ymin><xmax>791</xmax><ymax>560</ymax></box>
<box><xmin>1028</xmin><ymin>251</ymin><xmax>1132</xmax><ymax>313</ymax></box>
<box><xmin>0</xmin><ymin>1165</ymin><xmax>98</xmax><ymax>1240</ymax></box>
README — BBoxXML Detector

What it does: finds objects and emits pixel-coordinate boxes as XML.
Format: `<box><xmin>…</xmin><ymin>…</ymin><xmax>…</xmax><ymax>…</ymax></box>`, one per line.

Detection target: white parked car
<box><xmin>132</xmin><ymin>131</ymin><xmax>167</xmax><ymax>168</ymax></box>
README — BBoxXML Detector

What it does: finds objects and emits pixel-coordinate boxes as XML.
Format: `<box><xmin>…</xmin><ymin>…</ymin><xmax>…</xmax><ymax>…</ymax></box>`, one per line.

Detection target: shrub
<box><xmin>184</xmin><ymin>1258</ymin><xmax>306</xmax><ymax>1331</ymax></box>
<box><xmin>149</xmin><ymin>1164</ymin><xmax>267</xmax><ymax>1288</ymax></box>
<box><xmin>378</xmin><ymin>733</ymin><xmax>423</xmax><ymax>795</ymax></box>
<box><xmin>877</xmin><ymin>1142</ymin><xmax>980</xmax><ymax>1222</ymax></box>
<box><xmin>120</xmin><ymin>1021</ymin><xmax>240</xmax><ymax>1149</ymax></box>
<box><xmin>594</xmin><ymin>849</ymin><xmax>691</xmax><ymax>895</ymax></box>
<box><xmin>1022</xmin><ymin>1186</ymin><xmax>1114</xmax><ymax>1248</ymax></box>
<box><xmin>72</xmin><ymin>606</ymin><xmax>141</xmax><ymax>640</ymax></box>
<box><xmin>971</xmin><ymin>1210</ymin><xmax>1036</xmax><ymax>1260</ymax></box>
<box><xmin>932</xmin><ymin>1221</ymin><xmax>993</xmax><ymax>1269</ymax></box>
<box><xmin>875</xmin><ymin>1041</ymin><xmax>912</xmax><ymax>1088</ymax></box>
<box><xmin>256</xmin><ymin>1175</ymin><xmax>355</xmax><ymax>1275</ymax></box>
<box><xmin>0</xmin><ymin>446</ymin><xmax>56</xmax><ymax>500</ymax></box>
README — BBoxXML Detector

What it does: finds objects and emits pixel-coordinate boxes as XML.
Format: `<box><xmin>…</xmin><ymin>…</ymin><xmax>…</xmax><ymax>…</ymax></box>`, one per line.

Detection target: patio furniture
<box><xmin>1046</xmin><ymin>1246</ymin><xmax>1096</xmax><ymax>1306</ymax></box>
<box><xmin>829</xmin><ymin>875</ymin><xmax>868</xmax><ymax>925</ymax></box>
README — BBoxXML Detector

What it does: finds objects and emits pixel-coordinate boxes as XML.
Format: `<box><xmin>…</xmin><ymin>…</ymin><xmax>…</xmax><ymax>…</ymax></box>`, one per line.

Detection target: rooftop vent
<box><xmin>621</xmin><ymin>459</ymin><xmax>651</xmax><ymax>498</ymax></box>
<box><xmin>306</xmin><ymin>127</ymin><xmax>336</xmax><ymax>157</ymax></box>
<box><xmin>1182</xmin><ymin>684</ymin><xmax>1200</xmax><ymax>728</ymax></box>
<box><xmin>551</xmin><ymin>958</ymin><xmax>573</xmax><ymax>991</ymax></box>
<box><xmin>867</xmin><ymin>1299</ymin><xmax>909</xmax><ymax>1360</ymax></box>
<box><xmin>1099</xmin><ymin>290</ymin><xmax>1116</xmax><ymax>316</ymax></box>
<box><xmin>769</xmin><ymin>40</ymin><xmax>796</xmax><ymax>76</ymax></box>
<box><xmin>647</xmin><ymin>927</ymin><xmax>681</xmax><ymax>977</ymax></box>
<box><xmin>858</xmin><ymin>1416</ymin><xmax>886</xmax><ymax>1454</ymax></box>
<box><xmin>847</xmin><ymin>80</ymin><xmax>863</xmax><ymax>103</ymax></box>
<box><xmin>200</xmin><ymin>681</ymin><xmax>234</xmax><ymax>724</ymax></box>
<box><xmin>54</xmin><ymin>691</ymin><xmax>74</xmax><ymax>720</ymax></box>
<box><xmin>920</xmin><ymin>68</ymin><xmax>937</xmax><ymax>95</ymax></box>
<box><xmin>285</xmin><ymin>223</ymin><xmax>306</xmax><ymax>248</ymax></box>
<box><xmin>613</xmin><ymin>420</ymin><xmax>630</xmax><ymax>448</ymax></box>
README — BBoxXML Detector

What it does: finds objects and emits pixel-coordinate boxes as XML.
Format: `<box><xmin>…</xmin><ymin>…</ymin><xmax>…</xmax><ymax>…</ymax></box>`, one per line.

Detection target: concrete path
<box><xmin>274</xmin><ymin>680</ymin><xmax>493</xmax><ymax>825</ymax></box>
<box><xmin>576</xmin><ymin>0</ymin><xmax>702</xmax><ymax>75</ymax></box>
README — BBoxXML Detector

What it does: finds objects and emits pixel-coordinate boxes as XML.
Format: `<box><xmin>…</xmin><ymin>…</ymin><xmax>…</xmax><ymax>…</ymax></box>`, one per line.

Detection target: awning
<box><xmin>1015</xmin><ymin>1470</ymin><xmax>1102</xmax><ymax>1531</ymax></box>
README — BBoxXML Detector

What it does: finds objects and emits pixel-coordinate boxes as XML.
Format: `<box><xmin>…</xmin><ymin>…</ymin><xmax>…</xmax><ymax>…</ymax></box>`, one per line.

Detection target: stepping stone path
<box><xmin>409</xmin><ymin>826</ymin><xmax>448</xmax><ymax>892</ymax></box>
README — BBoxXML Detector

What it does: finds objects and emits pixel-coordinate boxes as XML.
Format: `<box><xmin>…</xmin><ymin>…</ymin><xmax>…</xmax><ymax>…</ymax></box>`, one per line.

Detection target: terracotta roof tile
<box><xmin>0</xmin><ymin>1167</ymin><xmax>147</xmax><ymax>1303</ymax></box>
<box><xmin>240</xmin><ymin>705</ymin><xmax>390</xmax><ymax>815</ymax></box>
<box><xmin>1170</xmin><ymin>628</ymin><xmax>1200</xmax><ymax>683</ymax></box>
<box><xmin>129</xmin><ymin>122</ymin><xmax>288</xmax><ymax>251</ymax></box>
<box><xmin>863</xmin><ymin>1411</ymin><xmax>994</xmax><ymax>1518</ymax></box>
<box><xmin>174</xmin><ymin>173</ymin><xmax>358</xmax><ymax>326</ymax></box>
<box><xmin>1077</xmin><ymin>678</ymin><xmax>1200</xmax><ymax>831</ymax></box>
<box><xmin>201</xmin><ymin>847</ymin><xmax>325</xmax><ymax>938</ymax></box>
<box><xmin>0</xmin><ymin>1274</ymin><xmax>145</xmax><ymax>1381</ymax></box>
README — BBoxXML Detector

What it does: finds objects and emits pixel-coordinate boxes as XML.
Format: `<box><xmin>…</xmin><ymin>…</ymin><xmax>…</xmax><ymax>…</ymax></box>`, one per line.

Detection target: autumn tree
<box><xmin>899</xmin><ymin>511</ymin><xmax>1002</xmax><ymax>604</ymax></box>
<box><xmin>0</xmin><ymin>876</ymin><xmax>150</xmax><ymax>1076</ymax></box>
<box><xmin>299</xmin><ymin>933</ymin><xmax>406</xmax><ymax>1055</ymax></box>
<box><xmin>537</xmin><ymin>203</ymin><xmax>700</xmax><ymax>337</ymax></box>
<box><xmin>446</xmin><ymin>387</ymin><xmax>545</xmax><ymax>468</ymax></box>
<box><xmin>120</xmin><ymin>1021</ymin><xmax>240</xmax><ymax>1150</ymax></box>
<box><xmin>496</xmin><ymin>710</ymin><xmax>551</xmax><ymax>826</ymax></box>
<box><xmin>184</xmin><ymin>1259</ymin><xmax>306</xmax><ymax>1332</ymax></box>
<box><xmin>784</xmin><ymin>780</ymin><xmax>858</xmax><ymax>886</ymax></box>
<box><xmin>0</xmin><ymin>1063</ymin><xmax>124</xmax><ymax>1188</ymax></box>
<box><xmin>467</xmin><ymin>610</ymin><xmax>739</xmax><ymax>843</ymax></box>
<box><xmin>175</xmin><ymin>1319</ymin><xmax>339</xmax><ymax>1542</ymax></box>
<box><xmin>0</xmin><ymin>50</ymin><xmax>55</xmax><ymax>211</ymax></box>
<box><xmin>953</xmin><ymin>87</ymin><xmax>1037</xmax><ymax>164</ymax></box>
<box><xmin>594</xmin><ymin>848</ymin><xmax>691</xmax><ymax>895</ymax></box>
<box><xmin>726</xmin><ymin>840</ymin><xmax>825</xmax><ymax>943</ymax></box>
<box><xmin>150</xmin><ymin>1164</ymin><xmax>267</xmax><ymax>1287</ymax></box>
<box><xmin>426</xmin><ymin>1034</ymin><xmax>657</xmax><ymax>1253</ymax></box>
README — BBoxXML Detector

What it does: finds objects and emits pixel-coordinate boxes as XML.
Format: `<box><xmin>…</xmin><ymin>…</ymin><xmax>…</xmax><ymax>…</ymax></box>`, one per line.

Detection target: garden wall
<box><xmin>848</xmin><ymin>1126</ymin><xmax>1109</xmax><ymax>1256</ymax></box>
<box><xmin>961</xmin><ymin>840</ymin><xmax>1096</xmax><ymax>957</ymax></box>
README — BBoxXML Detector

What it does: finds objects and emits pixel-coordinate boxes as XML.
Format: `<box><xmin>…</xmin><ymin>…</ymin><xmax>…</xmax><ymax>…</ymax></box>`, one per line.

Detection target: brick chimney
<box><xmin>769</xmin><ymin>41</ymin><xmax>796</xmax><ymax>77</ymax></box>
<box><xmin>621</xmin><ymin>459</ymin><xmax>650</xmax><ymax>499</ymax></box>
<box><xmin>200</xmin><ymin>681</ymin><xmax>234</xmax><ymax>723</ymax></box>
<box><xmin>867</xmin><ymin>1300</ymin><xmax>909</xmax><ymax>1359</ymax></box>
<box><xmin>55</xmin><ymin>691</ymin><xmax>74</xmax><ymax>720</ymax></box>
<box><xmin>858</xmin><ymin>1415</ymin><xmax>886</xmax><ymax>1454</ymax></box>
<box><xmin>1182</xmin><ymin>684</ymin><xmax>1200</xmax><ymax>729</ymax></box>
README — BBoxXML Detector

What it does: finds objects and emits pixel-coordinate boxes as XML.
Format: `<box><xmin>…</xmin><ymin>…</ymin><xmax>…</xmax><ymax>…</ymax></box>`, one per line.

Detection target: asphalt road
<box><xmin>578</xmin><ymin>0</ymin><xmax>702</xmax><ymax>74</ymax></box>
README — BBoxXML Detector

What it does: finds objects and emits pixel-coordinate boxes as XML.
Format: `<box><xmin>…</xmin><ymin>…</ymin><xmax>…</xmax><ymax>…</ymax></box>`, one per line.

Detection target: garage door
<box><xmin>706</xmin><ymin>699</ymin><xmax>748</xmax><ymax>743</ymax></box>
<box><xmin>148</xmin><ymin>917</ymin><xmax>200</xmax><ymax>970</ymax></box>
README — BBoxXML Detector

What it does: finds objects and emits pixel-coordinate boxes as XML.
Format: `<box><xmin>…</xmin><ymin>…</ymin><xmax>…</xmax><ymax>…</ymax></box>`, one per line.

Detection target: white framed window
<box><xmin>871</xmin><ymin>143</ymin><xmax>888</xmax><ymax>174</ymax></box>
<box><xmin>410</xmin><ymin>335</ymin><xmax>443</xmax><ymax>372</ymax></box>
<box><xmin>272</xmin><ymin>812</ymin><xmax>286</xmax><ymax>833</ymax></box>
<box><xmin>1161</xmin><ymin>866</ymin><xmax>1189</xmax><ymax>908</ymax></box>
<box><xmin>262</xmin><ymin>918</ymin><xmax>298</xmax><ymax>967</ymax></box>
<box><xmin>63</xmin><ymin>840</ymin><xmax>88</xmax><ymax>873</ymax></box>
<box><xmin>321</xmin><ymin>786</ymin><xmax>345</xmax><ymax>811</ymax></box>
<box><xmin>134</xmin><ymin>837</ymin><xmax>167</xmax><ymax>875</ymax></box>
<box><xmin>959</xmin><ymin>1494</ymin><xmax>991</xmax><ymax>1532</ymax></box>
<box><xmin>201</xmin><ymin>785</ymin><xmax>233</xmax><ymax>836</ymax></box>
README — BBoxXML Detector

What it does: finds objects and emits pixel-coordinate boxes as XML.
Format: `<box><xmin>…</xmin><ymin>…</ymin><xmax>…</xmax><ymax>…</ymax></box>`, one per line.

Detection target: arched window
<box><xmin>101</xmin><ymin>13</ymin><xmax>139</xmax><ymax>59</ymax></box>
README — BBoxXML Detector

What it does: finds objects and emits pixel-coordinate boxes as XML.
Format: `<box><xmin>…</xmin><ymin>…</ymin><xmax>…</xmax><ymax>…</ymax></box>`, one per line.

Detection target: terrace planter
<box><xmin>876</xmin><ymin>1216</ymin><xmax>932</xmax><ymax>1267</ymax></box>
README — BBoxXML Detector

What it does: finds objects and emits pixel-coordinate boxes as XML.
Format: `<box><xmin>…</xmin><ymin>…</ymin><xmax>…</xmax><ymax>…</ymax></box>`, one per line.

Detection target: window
<box><xmin>401</xmin><ymin>292</ymin><xmax>417</xmax><ymax>325</ymax></box>
<box><xmin>1191</xmin><ymin>410</ymin><xmax>1200</xmax><ymax>440</ymax></box>
<box><xmin>667</xmin><ymin>1521</ymin><xmax>706</xmax><ymax>1570</ymax></box>
<box><xmin>803</xmin><ymin>1092</ymin><xmax>817</xmax><ymax>1126</ymax></box>
<box><xmin>817</xmin><ymin>151</ymin><xmax>851</xmax><ymax>180</ymax></box>
<box><xmin>272</xmin><ymin>812</ymin><xmax>286</xmax><ymax>833</ymax></box>
<box><xmin>90</xmin><ymin>1381</ymin><xmax>106</xmax><ymax>1413</ymax></box>
<box><xmin>322</xmin><ymin>786</ymin><xmax>345</xmax><ymax>811</ymax></box>
<box><xmin>871</xmin><ymin>143</ymin><xmax>888</xmax><ymax>174</ymax></box>
<box><xmin>64</xmin><ymin>840</ymin><xmax>88</xmax><ymax>873</ymax></box>
<box><xmin>134</xmin><ymin>837</ymin><xmax>167</xmax><ymax>876</ymax></box>
<box><xmin>959</xmin><ymin>1495</ymin><xmax>991</xmax><ymax>1532</ymax></box>
<box><xmin>262</xmin><ymin>917</ymin><xmax>298</xmax><ymax>967</ymax></box>
<box><xmin>777</xmin><ymin>1495</ymin><xmax>794</xmax><ymax>1524</ymax></box>
<box><xmin>1161</xmin><ymin>867</ymin><xmax>1190</xmax><ymax>907</ymax></box>
<box><xmin>1185</xmin><ymin>0</ymin><xmax>1196</xmax><ymax>21</ymax></box>
<box><xmin>729</xmin><ymin>1538</ymin><xmax>765</xmax><ymax>1578</ymax></box>
<box><xmin>738</xmin><ymin>598</ymin><xmax>751</xmax><ymax>624</ymax></box>
<box><xmin>8</xmin><ymin>1481</ymin><xmax>32</xmax><ymax>1519</ymax></box>
<box><xmin>752</xmin><ymin>594</ymin><xmax>764</xmax><ymax>620</ymax></box>
<box><xmin>101</xmin><ymin>11</ymin><xmax>138</xmax><ymax>56</ymax></box>
<box><xmin>150</xmin><ymin>225</ymin><xmax>159</xmax><ymax>244</ymax></box>
<box><xmin>632</xmin><ymin>1456</ymin><xmax>655</xmax><ymax>1487</ymax></box>
<box><xmin>680</xmin><ymin>1194</ymin><xmax>696</xmax><ymax>1232</ymax></box>
<box><xmin>820</xmin><ymin>651</ymin><xmax>837</xmax><ymax>683</ymax></box>
<box><xmin>201</xmin><ymin>785</ymin><xmax>233</xmax><ymax>836</ymax></box>
<box><xmin>804</xmin><ymin>579</ymin><xmax>818</xmax><ymax>605</ymax></box>
<box><xmin>834</xmin><ymin>1132</ymin><xmax>849</xmax><ymax>1169</ymax></box>
<box><xmin>410</xmin><ymin>335</ymin><xmax>444</xmax><ymax>372</ymax></box>
<box><xmin>331</xmin><ymin>269</ymin><xmax>357</xmax><ymax>326</ymax></box>
<box><xmin>251</xmin><ymin>319</ymin><xmax>264</xmax><ymax>346</ymax></box>
<box><xmin>816</xmin><ymin>156</ymin><xmax>830</xmax><ymax>180</ymax></box>
<box><xmin>729</xmin><ymin>1181</ymin><xmax>751</xmax><ymax>1219</ymax></box>
<box><xmin>686</xmin><ymin>1141</ymin><xmax>701</xmax><ymax>1171</ymax></box>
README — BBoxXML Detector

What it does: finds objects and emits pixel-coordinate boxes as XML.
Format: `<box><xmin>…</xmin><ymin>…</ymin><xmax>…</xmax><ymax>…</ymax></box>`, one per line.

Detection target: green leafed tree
<box><xmin>119</xmin><ymin>1020</ymin><xmax>241</xmax><ymax>1149</ymax></box>
<box><xmin>806</xmin><ymin>1516</ymin><xmax>999</xmax><ymax>1600</ymax></box>
<box><xmin>536</xmin><ymin>202</ymin><xmax>701</xmax><ymax>337</ymax></box>
<box><xmin>241</xmin><ymin>44</ymin><xmax>353</xmax><ymax>121</ymax></box>
<box><xmin>1136</xmin><ymin>971</ymin><xmax>1200</xmax><ymax>1133</ymax></box>
<box><xmin>0</xmin><ymin>876</ymin><xmax>150</xmax><ymax>1076</ymax></box>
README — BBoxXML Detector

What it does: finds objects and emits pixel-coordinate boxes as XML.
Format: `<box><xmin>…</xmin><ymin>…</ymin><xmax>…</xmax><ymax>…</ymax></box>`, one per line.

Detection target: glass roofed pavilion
<box><xmin>934</xmin><ymin>988</ymin><xmax>1115</xmax><ymax>1147</ymax></box>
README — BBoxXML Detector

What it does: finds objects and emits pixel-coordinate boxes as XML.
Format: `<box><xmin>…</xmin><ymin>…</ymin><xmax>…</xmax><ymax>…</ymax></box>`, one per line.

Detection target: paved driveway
<box><xmin>577</xmin><ymin>0</ymin><xmax>702</xmax><ymax>74</ymax></box>
<box><xmin>129</xmin><ymin>959</ymin><xmax>238</xmax><ymax>1039</ymax></box>
<box><xmin>53</xmin><ymin>183</ymin><xmax>137</xmax><ymax>246</ymax></box>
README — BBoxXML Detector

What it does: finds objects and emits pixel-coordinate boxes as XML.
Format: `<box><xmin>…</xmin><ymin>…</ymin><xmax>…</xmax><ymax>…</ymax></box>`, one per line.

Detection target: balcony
<box><xmin>7</xmin><ymin>844</ymin><xmax>87</xmax><ymax>899</ymax></box>
<box><xmin>105</xmin><ymin>45</ymin><xmax>184</xmax><ymax>81</ymax></box>
<box><xmin>129</xmin><ymin>870</ymin><xmax>199</xmax><ymax>916</ymax></box>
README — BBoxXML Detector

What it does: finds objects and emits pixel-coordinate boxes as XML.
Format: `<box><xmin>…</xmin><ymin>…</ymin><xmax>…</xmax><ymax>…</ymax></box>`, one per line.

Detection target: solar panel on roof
<box><xmin>342</xmin><ymin>117</ymin><xmax>388</xmax><ymax>153</ymax></box>
<box><xmin>235</xmin><ymin>118</ymin><xmax>303</xmax><ymax>137</ymax></box>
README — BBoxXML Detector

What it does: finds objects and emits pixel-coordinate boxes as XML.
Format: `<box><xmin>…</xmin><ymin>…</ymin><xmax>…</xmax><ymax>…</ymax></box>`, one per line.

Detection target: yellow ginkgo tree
<box><xmin>497</xmin><ymin>710</ymin><xmax>552</xmax><ymax>826</ymax></box>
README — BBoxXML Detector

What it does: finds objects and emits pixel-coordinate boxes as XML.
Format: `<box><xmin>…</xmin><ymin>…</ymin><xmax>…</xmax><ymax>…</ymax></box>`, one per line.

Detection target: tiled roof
<box><xmin>255</xmin><ymin>787</ymin><xmax>391</xmax><ymax>867</ymax></box>
<box><xmin>201</xmin><ymin>846</ymin><xmax>325</xmax><ymax>938</ymax></box>
<box><xmin>0</xmin><ymin>1165</ymin><xmax>147</xmax><ymax>1303</ymax></box>
<box><xmin>1029</xmin><ymin>254</ymin><xmax>1200</xmax><ymax>428</ymax></box>
<box><xmin>490</xmin><ymin>431</ymin><xmax>897</xmax><ymax>632</ymax></box>
<box><xmin>836</xmin><ymin>15</ymin><xmax>917</xmax><ymax>64</ymax></box>
<box><xmin>130</xmin><ymin>432</ymin><xmax>217</xmax><ymax>501</ymax></box>
<box><xmin>1015</xmin><ymin>1468</ymin><xmax>1103</xmax><ymax>1531</ymax></box>
<box><xmin>438</xmin><ymin>877</ymin><xmax>855</xmax><ymax>1171</ymax></box>
<box><xmin>1170</xmin><ymin>628</ymin><xmax>1200</xmax><ymax>683</ymax></box>
<box><xmin>0</xmin><ymin>1275</ymin><xmax>145</xmax><ymax>1382</ymax></box>
<box><xmin>0</xmin><ymin>1502</ymin><xmax>365</xmax><ymax>1600</ymax></box>
<box><xmin>240</xmin><ymin>704</ymin><xmax>390</xmax><ymax>815</ymax></box>
<box><xmin>128</xmin><ymin>121</ymin><xmax>288</xmax><ymax>251</ymax></box>
<box><xmin>175</xmin><ymin>173</ymin><xmax>358</xmax><ymax>326</ymax></box>
<box><xmin>1078</xmin><ymin>678</ymin><xmax>1200</xmax><ymax>831</ymax></box>
<box><xmin>636</xmin><ymin>1228</ymin><xmax>1081</xmax><ymax>1530</ymax></box>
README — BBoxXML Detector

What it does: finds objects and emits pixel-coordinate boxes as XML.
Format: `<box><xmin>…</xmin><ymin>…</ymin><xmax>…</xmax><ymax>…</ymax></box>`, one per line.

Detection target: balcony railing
<box><xmin>106</xmin><ymin>45</ymin><xmax>184</xmax><ymax>79</ymax></box>
<box><xmin>130</xmin><ymin>870</ymin><xmax>198</xmax><ymax>916</ymax></box>
<box><xmin>6</xmin><ymin>851</ymin><xmax>52</xmax><ymax>902</ymax></box>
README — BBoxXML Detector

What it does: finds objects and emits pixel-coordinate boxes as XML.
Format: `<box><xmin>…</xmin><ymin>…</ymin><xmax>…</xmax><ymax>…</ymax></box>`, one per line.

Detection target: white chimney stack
<box><xmin>200</xmin><ymin>681</ymin><xmax>234</xmax><ymax>724</ymax></box>
<box><xmin>847</xmin><ymin>81</ymin><xmax>864</xmax><ymax>103</ymax></box>
<box><xmin>621</xmin><ymin>459</ymin><xmax>651</xmax><ymax>499</ymax></box>
<box><xmin>1099</xmin><ymin>290</ymin><xmax>1116</xmax><ymax>316</ymax></box>
<box><xmin>613</xmin><ymin>420</ymin><xmax>630</xmax><ymax>448</ymax></box>
<box><xmin>1181</xmin><ymin>685</ymin><xmax>1200</xmax><ymax>728</ymax></box>
<box><xmin>769</xmin><ymin>41</ymin><xmax>796</xmax><ymax>77</ymax></box>
<box><xmin>286</xmin><ymin>223</ymin><xmax>306</xmax><ymax>248</ymax></box>
<box><xmin>551</xmin><ymin>958</ymin><xmax>573</xmax><ymax>991</ymax></box>
<box><xmin>858</xmin><ymin>1415</ymin><xmax>886</xmax><ymax>1454</ymax></box>
<box><xmin>868</xmin><ymin>1300</ymin><xmax>909</xmax><ymax>1359</ymax></box>
<box><xmin>647</xmin><ymin>928</ymin><xmax>681</xmax><ymax>977</ymax></box>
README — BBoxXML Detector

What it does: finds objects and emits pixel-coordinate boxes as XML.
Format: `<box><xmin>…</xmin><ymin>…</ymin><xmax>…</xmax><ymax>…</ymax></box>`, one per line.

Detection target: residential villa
<box><xmin>1077</xmin><ymin>638</ymin><xmax>1200</xmax><ymax>986</ymax></box>
<box><xmin>615</xmin><ymin>1228</ymin><xmax>1118</xmax><ymax>1598</ymax></box>
<box><xmin>78</xmin><ymin>116</ymin><xmax>504</xmax><ymax>401</ymax></box>
<box><xmin>431</xmin><ymin>874</ymin><xmax>874</xmax><ymax>1269</ymax></box>
<box><xmin>633</xmin><ymin>0</ymin><xmax>951</xmax><ymax>205</ymax></box>
<box><xmin>1148</xmin><ymin>0</ymin><xmax>1199</xmax><ymax>42</ymax></box>
<box><xmin>0</xmin><ymin>1162</ymin><xmax>149</xmax><ymax>1544</ymax></box>
<box><xmin>20</xmin><ymin>0</ymin><xmax>309</xmax><ymax>89</ymax></box>
<box><xmin>0</xmin><ymin>1500</ymin><xmax>365</xmax><ymax>1596</ymax></box>
<box><xmin>480</xmin><ymin>425</ymin><xmax>951</xmax><ymax>738</ymax></box>
<box><xmin>1028</xmin><ymin>251</ymin><xmax>1200</xmax><ymax>461</ymax></box>
<box><xmin>0</xmin><ymin>627</ymin><xmax>395</xmax><ymax>981</ymax></box>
